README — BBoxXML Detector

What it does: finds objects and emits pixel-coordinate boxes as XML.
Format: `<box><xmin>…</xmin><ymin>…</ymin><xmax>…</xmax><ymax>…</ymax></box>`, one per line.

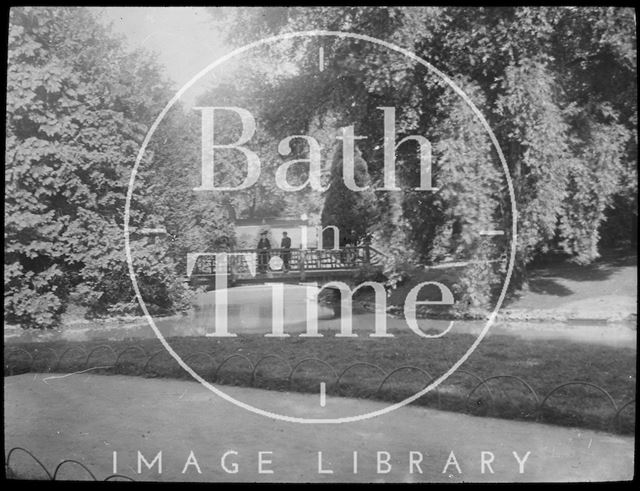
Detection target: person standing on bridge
<box><xmin>280</xmin><ymin>231</ymin><xmax>292</xmax><ymax>272</ymax></box>
<box><xmin>257</xmin><ymin>230</ymin><xmax>271</xmax><ymax>273</ymax></box>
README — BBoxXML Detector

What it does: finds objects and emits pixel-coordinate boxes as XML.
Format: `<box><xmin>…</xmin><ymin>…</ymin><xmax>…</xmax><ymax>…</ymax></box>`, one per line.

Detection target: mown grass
<box><xmin>4</xmin><ymin>329</ymin><xmax>636</xmax><ymax>434</ymax></box>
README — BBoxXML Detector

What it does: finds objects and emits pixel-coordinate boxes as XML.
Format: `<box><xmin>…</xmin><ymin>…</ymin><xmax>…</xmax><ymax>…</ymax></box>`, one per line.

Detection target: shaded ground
<box><xmin>368</xmin><ymin>253</ymin><xmax>637</xmax><ymax>323</ymax></box>
<box><xmin>4</xmin><ymin>374</ymin><xmax>634</xmax><ymax>482</ymax></box>
<box><xmin>502</xmin><ymin>254</ymin><xmax>637</xmax><ymax>321</ymax></box>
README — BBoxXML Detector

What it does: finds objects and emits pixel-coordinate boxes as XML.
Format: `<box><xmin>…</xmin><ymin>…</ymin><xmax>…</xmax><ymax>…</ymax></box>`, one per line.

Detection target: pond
<box><xmin>4</xmin><ymin>285</ymin><xmax>636</xmax><ymax>348</ymax></box>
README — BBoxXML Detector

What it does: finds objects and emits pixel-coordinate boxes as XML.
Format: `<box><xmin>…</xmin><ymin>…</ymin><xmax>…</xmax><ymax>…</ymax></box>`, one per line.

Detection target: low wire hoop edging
<box><xmin>214</xmin><ymin>354</ymin><xmax>255</xmax><ymax>382</ymax></box>
<box><xmin>52</xmin><ymin>459</ymin><xmax>97</xmax><ymax>481</ymax></box>
<box><xmin>251</xmin><ymin>354</ymin><xmax>292</xmax><ymax>385</ymax></box>
<box><xmin>3</xmin><ymin>345</ymin><xmax>635</xmax><ymax>434</ymax></box>
<box><xmin>114</xmin><ymin>345</ymin><xmax>148</xmax><ymax>370</ymax></box>
<box><xmin>32</xmin><ymin>347</ymin><xmax>59</xmax><ymax>372</ymax></box>
<box><xmin>466</xmin><ymin>375</ymin><xmax>540</xmax><ymax>418</ymax></box>
<box><xmin>54</xmin><ymin>346</ymin><xmax>88</xmax><ymax>371</ymax></box>
<box><xmin>183</xmin><ymin>351</ymin><xmax>218</xmax><ymax>379</ymax></box>
<box><xmin>5</xmin><ymin>446</ymin><xmax>136</xmax><ymax>481</ymax></box>
<box><xmin>539</xmin><ymin>381</ymin><xmax>618</xmax><ymax>411</ymax></box>
<box><xmin>449</xmin><ymin>368</ymin><xmax>486</xmax><ymax>387</ymax></box>
<box><xmin>376</xmin><ymin>366</ymin><xmax>432</xmax><ymax>395</ymax></box>
<box><xmin>538</xmin><ymin>381</ymin><xmax>618</xmax><ymax>426</ymax></box>
<box><xmin>5</xmin><ymin>348</ymin><xmax>33</xmax><ymax>375</ymax></box>
<box><xmin>85</xmin><ymin>345</ymin><xmax>118</xmax><ymax>369</ymax></box>
<box><xmin>288</xmin><ymin>358</ymin><xmax>339</xmax><ymax>391</ymax></box>
<box><xmin>104</xmin><ymin>474</ymin><xmax>137</xmax><ymax>481</ymax></box>
<box><xmin>614</xmin><ymin>399</ymin><xmax>635</xmax><ymax>432</ymax></box>
<box><xmin>336</xmin><ymin>362</ymin><xmax>387</xmax><ymax>394</ymax></box>
<box><xmin>6</xmin><ymin>447</ymin><xmax>53</xmax><ymax>480</ymax></box>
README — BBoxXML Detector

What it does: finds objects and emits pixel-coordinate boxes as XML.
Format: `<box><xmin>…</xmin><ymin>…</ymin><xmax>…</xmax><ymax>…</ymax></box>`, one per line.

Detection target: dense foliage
<box><xmin>5</xmin><ymin>7</ymin><xmax>194</xmax><ymax>327</ymax></box>
<box><xmin>217</xmin><ymin>6</ymin><xmax>637</xmax><ymax>304</ymax></box>
<box><xmin>321</xmin><ymin>144</ymin><xmax>378</xmax><ymax>247</ymax></box>
<box><xmin>5</xmin><ymin>7</ymin><xmax>636</xmax><ymax>328</ymax></box>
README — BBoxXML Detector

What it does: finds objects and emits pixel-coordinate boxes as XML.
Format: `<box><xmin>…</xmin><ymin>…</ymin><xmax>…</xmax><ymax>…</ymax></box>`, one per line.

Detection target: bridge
<box><xmin>187</xmin><ymin>246</ymin><xmax>386</xmax><ymax>290</ymax></box>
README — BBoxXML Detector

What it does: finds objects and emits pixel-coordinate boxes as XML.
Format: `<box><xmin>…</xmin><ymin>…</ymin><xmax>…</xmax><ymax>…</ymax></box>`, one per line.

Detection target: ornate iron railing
<box><xmin>189</xmin><ymin>245</ymin><xmax>386</xmax><ymax>278</ymax></box>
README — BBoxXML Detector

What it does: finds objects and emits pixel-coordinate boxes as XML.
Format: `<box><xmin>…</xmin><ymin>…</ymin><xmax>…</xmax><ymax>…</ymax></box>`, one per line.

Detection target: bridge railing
<box><xmin>189</xmin><ymin>246</ymin><xmax>383</xmax><ymax>277</ymax></box>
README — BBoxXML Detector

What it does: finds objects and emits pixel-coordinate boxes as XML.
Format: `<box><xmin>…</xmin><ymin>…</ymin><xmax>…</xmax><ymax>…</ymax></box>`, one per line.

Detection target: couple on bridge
<box><xmin>257</xmin><ymin>230</ymin><xmax>291</xmax><ymax>273</ymax></box>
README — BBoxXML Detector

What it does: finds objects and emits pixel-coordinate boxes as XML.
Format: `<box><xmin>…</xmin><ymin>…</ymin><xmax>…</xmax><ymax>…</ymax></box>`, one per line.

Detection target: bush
<box><xmin>4</xmin><ymin>262</ymin><xmax>67</xmax><ymax>329</ymax></box>
<box><xmin>5</xmin><ymin>8</ymin><xmax>192</xmax><ymax>328</ymax></box>
<box><xmin>352</xmin><ymin>263</ymin><xmax>387</xmax><ymax>285</ymax></box>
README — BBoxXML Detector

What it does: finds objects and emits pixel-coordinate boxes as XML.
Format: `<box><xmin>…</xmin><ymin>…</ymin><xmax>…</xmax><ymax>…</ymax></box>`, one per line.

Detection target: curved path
<box><xmin>4</xmin><ymin>373</ymin><xmax>634</xmax><ymax>482</ymax></box>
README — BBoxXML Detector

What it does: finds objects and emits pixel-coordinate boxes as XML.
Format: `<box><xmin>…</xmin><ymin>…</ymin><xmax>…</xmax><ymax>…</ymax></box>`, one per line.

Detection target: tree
<box><xmin>144</xmin><ymin>106</ymin><xmax>236</xmax><ymax>275</ymax></box>
<box><xmin>321</xmin><ymin>144</ymin><xmax>378</xmax><ymax>247</ymax></box>
<box><xmin>217</xmin><ymin>6</ymin><xmax>637</xmax><ymax>305</ymax></box>
<box><xmin>5</xmin><ymin>7</ymin><xmax>192</xmax><ymax>327</ymax></box>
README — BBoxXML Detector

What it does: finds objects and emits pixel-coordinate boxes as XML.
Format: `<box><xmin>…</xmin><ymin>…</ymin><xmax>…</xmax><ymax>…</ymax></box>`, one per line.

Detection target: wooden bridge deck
<box><xmin>187</xmin><ymin>246</ymin><xmax>384</xmax><ymax>289</ymax></box>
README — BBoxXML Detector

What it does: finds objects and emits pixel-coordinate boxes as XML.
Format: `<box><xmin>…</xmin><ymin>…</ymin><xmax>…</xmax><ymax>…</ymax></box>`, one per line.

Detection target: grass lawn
<box><xmin>5</xmin><ymin>329</ymin><xmax>635</xmax><ymax>434</ymax></box>
<box><xmin>378</xmin><ymin>252</ymin><xmax>638</xmax><ymax>321</ymax></box>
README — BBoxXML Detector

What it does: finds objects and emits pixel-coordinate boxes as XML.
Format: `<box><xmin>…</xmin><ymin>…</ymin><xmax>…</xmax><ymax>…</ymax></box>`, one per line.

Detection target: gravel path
<box><xmin>4</xmin><ymin>373</ymin><xmax>634</xmax><ymax>482</ymax></box>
